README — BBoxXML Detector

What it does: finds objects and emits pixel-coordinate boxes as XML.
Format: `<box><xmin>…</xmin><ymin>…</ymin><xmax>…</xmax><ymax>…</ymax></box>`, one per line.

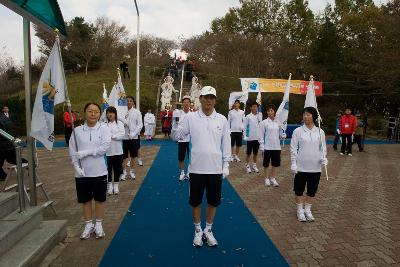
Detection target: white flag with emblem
<box><xmin>228</xmin><ymin>92</ymin><xmax>248</xmax><ymax>108</ymax></box>
<box><xmin>276</xmin><ymin>73</ymin><xmax>292</xmax><ymax>132</ymax></box>
<box><xmin>30</xmin><ymin>40</ymin><xmax>66</xmax><ymax>150</ymax></box>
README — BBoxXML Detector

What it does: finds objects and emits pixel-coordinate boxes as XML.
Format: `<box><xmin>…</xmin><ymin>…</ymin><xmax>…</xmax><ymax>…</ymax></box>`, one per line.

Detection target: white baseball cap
<box><xmin>182</xmin><ymin>95</ymin><xmax>191</xmax><ymax>101</ymax></box>
<box><xmin>200</xmin><ymin>86</ymin><xmax>217</xmax><ymax>97</ymax></box>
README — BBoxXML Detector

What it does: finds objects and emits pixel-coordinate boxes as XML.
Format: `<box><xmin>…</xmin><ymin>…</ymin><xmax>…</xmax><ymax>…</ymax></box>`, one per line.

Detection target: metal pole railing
<box><xmin>0</xmin><ymin>129</ymin><xmax>26</xmax><ymax>212</ymax></box>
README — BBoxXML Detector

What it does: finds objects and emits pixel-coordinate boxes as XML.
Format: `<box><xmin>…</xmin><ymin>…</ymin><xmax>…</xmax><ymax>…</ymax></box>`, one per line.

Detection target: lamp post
<box><xmin>133</xmin><ymin>0</ymin><xmax>140</xmax><ymax>110</ymax></box>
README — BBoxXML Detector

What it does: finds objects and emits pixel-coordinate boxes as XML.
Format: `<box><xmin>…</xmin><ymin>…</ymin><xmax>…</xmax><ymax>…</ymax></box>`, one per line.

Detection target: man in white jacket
<box><xmin>243</xmin><ymin>102</ymin><xmax>261</xmax><ymax>173</ymax></box>
<box><xmin>119</xmin><ymin>96</ymin><xmax>143</xmax><ymax>180</ymax></box>
<box><xmin>173</xmin><ymin>95</ymin><xmax>193</xmax><ymax>181</ymax></box>
<box><xmin>173</xmin><ymin>86</ymin><xmax>231</xmax><ymax>247</ymax></box>
<box><xmin>228</xmin><ymin>100</ymin><xmax>244</xmax><ymax>162</ymax></box>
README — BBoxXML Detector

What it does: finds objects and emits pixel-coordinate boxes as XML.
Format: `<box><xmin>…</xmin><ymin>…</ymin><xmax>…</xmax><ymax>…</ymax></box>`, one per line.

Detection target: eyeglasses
<box><xmin>86</xmin><ymin>110</ymin><xmax>100</xmax><ymax>114</ymax></box>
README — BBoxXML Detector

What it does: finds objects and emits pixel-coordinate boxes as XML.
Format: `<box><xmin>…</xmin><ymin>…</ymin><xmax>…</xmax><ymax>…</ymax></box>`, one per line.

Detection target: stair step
<box><xmin>0</xmin><ymin>220</ymin><xmax>67</xmax><ymax>267</ymax></box>
<box><xmin>4</xmin><ymin>182</ymin><xmax>44</xmax><ymax>192</ymax></box>
<box><xmin>0</xmin><ymin>205</ymin><xmax>44</xmax><ymax>255</ymax></box>
<box><xmin>0</xmin><ymin>192</ymin><xmax>18</xmax><ymax>219</ymax></box>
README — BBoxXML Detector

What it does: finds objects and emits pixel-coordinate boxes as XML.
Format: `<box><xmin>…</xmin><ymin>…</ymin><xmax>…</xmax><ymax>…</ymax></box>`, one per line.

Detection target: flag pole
<box><xmin>23</xmin><ymin>18</ymin><xmax>37</xmax><ymax>205</ymax></box>
<box><xmin>310</xmin><ymin>75</ymin><xmax>329</xmax><ymax>180</ymax></box>
<box><xmin>55</xmin><ymin>29</ymin><xmax>81</xmax><ymax>167</ymax></box>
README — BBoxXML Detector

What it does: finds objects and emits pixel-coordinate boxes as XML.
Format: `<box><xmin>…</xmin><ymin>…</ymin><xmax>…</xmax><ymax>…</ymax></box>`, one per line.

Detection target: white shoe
<box><xmin>246</xmin><ymin>164</ymin><xmax>252</xmax><ymax>173</ymax></box>
<box><xmin>80</xmin><ymin>223</ymin><xmax>94</xmax><ymax>240</ymax></box>
<box><xmin>297</xmin><ymin>210</ymin><xmax>307</xmax><ymax>222</ymax></box>
<box><xmin>193</xmin><ymin>229</ymin><xmax>203</xmax><ymax>247</ymax></box>
<box><xmin>120</xmin><ymin>170</ymin><xmax>127</xmax><ymax>181</ymax></box>
<box><xmin>107</xmin><ymin>182</ymin><xmax>113</xmax><ymax>195</ymax></box>
<box><xmin>340</xmin><ymin>152</ymin><xmax>344</xmax><ymax>155</ymax></box>
<box><xmin>252</xmin><ymin>164</ymin><xmax>259</xmax><ymax>173</ymax></box>
<box><xmin>95</xmin><ymin>223</ymin><xmax>105</xmax><ymax>239</ymax></box>
<box><xmin>138</xmin><ymin>159</ymin><xmax>143</xmax><ymax>166</ymax></box>
<box><xmin>179</xmin><ymin>171</ymin><xmax>186</xmax><ymax>181</ymax></box>
<box><xmin>203</xmin><ymin>229</ymin><xmax>218</xmax><ymax>246</ymax></box>
<box><xmin>348</xmin><ymin>153</ymin><xmax>352</xmax><ymax>157</ymax></box>
<box><xmin>304</xmin><ymin>209</ymin><xmax>315</xmax><ymax>221</ymax></box>
<box><xmin>270</xmin><ymin>178</ymin><xmax>279</xmax><ymax>187</ymax></box>
<box><xmin>234</xmin><ymin>155</ymin><xmax>241</xmax><ymax>162</ymax></box>
<box><xmin>129</xmin><ymin>170</ymin><xmax>136</xmax><ymax>179</ymax></box>
<box><xmin>113</xmin><ymin>183</ymin><xmax>119</xmax><ymax>194</ymax></box>
<box><xmin>265</xmin><ymin>178</ymin><xmax>271</xmax><ymax>186</ymax></box>
<box><xmin>126</xmin><ymin>160</ymin><xmax>131</xmax><ymax>167</ymax></box>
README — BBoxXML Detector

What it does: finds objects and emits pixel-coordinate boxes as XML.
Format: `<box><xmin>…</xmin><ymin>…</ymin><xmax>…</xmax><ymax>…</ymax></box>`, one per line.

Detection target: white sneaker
<box><xmin>348</xmin><ymin>153</ymin><xmax>352</xmax><ymax>157</ymax></box>
<box><xmin>252</xmin><ymin>164</ymin><xmax>259</xmax><ymax>173</ymax></box>
<box><xmin>138</xmin><ymin>159</ymin><xmax>143</xmax><ymax>166</ymax></box>
<box><xmin>129</xmin><ymin>170</ymin><xmax>136</xmax><ymax>180</ymax></box>
<box><xmin>234</xmin><ymin>155</ymin><xmax>241</xmax><ymax>162</ymax></box>
<box><xmin>203</xmin><ymin>229</ymin><xmax>218</xmax><ymax>246</ymax></box>
<box><xmin>120</xmin><ymin>170</ymin><xmax>127</xmax><ymax>181</ymax></box>
<box><xmin>297</xmin><ymin>210</ymin><xmax>307</xmax><ymax>222</ymax></box>
<box><xmin>265</xmin><ymin>178</ymin><xmax>271</xmax><ymax>186</ymax></box>
<box><xmin>340</xmin><ymin>152</ymin><xmax>344</xmax><ymax>155</ymax></box>
<box><xmin>107</xmin><ymin>182</ymin><xmax>113</xmax><ymax>195</ymax></box>
<box><xmin>95</xmin><ymin>223</ymin><xmax>105</xmax><ymax>239</ymax></box>
<box><xmin>126</xmin><ymin>160</ymin><xmax>131</xmax><ymax>167</ymax></box>
<box><xmin>246</xmin><ymin>164</ymin><xmax>252</xmax><ymax>173</ymax></box>
<box><xmin>179</xmin><ymin>171</ymin><xmax>186</xmax><ymax>181</ymax></box>
<box><xmin>193</xmin><ymin>229</ymin><xmax>203</xmax><ymax>247</ymax></box>
<box><xmin>113</xmin><ymin>183</ymin><xmax>119</xmax><ymax>194</ymax></box>
<box><xmin>270</xmin><ymin>178</ymin><xmax>279</xmax><ymax>187</ymax></box>
<box><xmin>304</xmin><ymin>209</ymin><xmax>315</xmax><ymax>221</ymax></box>
<box><xmin>80</xmin><ymin>223</ymin><xmax>94</xmax><ymax>240</ymax></box>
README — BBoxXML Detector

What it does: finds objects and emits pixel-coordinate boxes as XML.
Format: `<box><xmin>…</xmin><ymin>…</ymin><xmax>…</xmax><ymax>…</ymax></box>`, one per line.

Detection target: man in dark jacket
<box><xmin>0</xmin><ymin>107</ymin><xmax>17</xmax><ymax>180</ymax></box>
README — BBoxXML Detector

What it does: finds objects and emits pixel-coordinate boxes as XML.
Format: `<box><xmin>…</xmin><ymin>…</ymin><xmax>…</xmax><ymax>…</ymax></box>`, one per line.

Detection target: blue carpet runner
<box><xmin>99</xmin><ymin>140</ymin><xmax>288</xmax><ymax>267</ymax></box>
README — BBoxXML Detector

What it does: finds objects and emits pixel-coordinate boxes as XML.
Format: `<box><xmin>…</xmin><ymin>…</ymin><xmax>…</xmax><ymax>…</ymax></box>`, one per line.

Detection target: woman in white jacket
<box><xmin>259</xmin><ymin>104</ymin><xmax>286</xmax><ymax>187</ymax></box>
<box><xmin>69</xmin><ymin>102</ymin><xmax>111</xmax><ymax>240</ymax></box>
<box><xmin>105</xmin><ymin>106</ymin><xmax>125</xmax><ymax>195</ymax></box>
<box><xmin>144</xmin><ymin>109</ymin><xmax>156</xmax><ymax>140</ymax></box>
<box><xmin>290</xmin><ymin>106</ymin><xmax>328</xmax><ymax>222</ymax></box>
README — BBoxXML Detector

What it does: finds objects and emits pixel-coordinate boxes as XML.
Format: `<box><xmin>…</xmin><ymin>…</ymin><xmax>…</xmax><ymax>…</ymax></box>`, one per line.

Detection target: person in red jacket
<box><xmin>338</xmin><ymin>106</ymin><xmax>357</xmax><ymax>156</ymax></box>
<box><xmin>63</xmin><ymin>109</ymin><xmax>77</xmax><ymax>146</ymax></box>
<box><xmin>160</xmin><ymin>105</ymin><xmax>173</xmax><ymax>137</ymax></box>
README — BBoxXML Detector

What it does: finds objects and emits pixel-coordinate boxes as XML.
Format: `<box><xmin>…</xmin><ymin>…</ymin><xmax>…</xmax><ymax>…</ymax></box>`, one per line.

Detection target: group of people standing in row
<box><xmin>224</xmin><ymin>99</ymin><xmax>327</xmax><ymax>224</ymax></box>
<box><xmin>64</xmin><ymin>82</ymin><xmax>330</xmax><ymax>247</ymax></box>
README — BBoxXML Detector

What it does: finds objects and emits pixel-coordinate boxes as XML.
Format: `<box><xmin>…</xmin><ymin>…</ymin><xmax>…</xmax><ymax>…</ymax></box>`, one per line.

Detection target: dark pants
<box><xmin>107</xmin><ymin>155</ymin><xmax>123</xmax><ymax>182</ymax></box>
<box><xmin>353</xmin><ymin>135</ymin><xmax>364</xmax><ymax>152</ymax></box>
<box><xmin>0</xmin><ymin>149</ymin><xmax>27</xmax><ymax>180</ymax></box>
<box><xmin>123</xmin><ymin>70</ymin><xmax>130</xmax><ymax>79</ymax></box>
<box><xmin>333</xmin><ymin>132</ymin><xmax>341</xmax><ymax>150</ymax></box>
<box><xmin>65</xmin><ymin>127</ymin><xmax>72</xmax><ymax>147</ymax></box>
<box><xmin>341</xmin><ymin>134</ymin><xmax>353</xmax><ymax>154</ymax></box>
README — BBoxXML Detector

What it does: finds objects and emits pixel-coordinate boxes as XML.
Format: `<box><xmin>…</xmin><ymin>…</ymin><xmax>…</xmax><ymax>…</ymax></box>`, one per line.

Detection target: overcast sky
<box><xmin>0</xmin><ymin>0</ymin><xmax>388</xmax><ymax>63</ymax></box>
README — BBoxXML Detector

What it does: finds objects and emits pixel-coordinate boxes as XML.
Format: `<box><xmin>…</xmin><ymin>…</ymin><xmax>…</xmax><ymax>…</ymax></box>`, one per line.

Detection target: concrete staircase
<box><xmin>0</xmin><ymin>192</ymin><xmax>67</xmax><ymax>267</ymax></box>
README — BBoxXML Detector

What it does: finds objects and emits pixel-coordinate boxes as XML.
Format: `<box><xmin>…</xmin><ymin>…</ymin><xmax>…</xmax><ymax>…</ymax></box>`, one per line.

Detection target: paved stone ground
<box><xmin>228</xmin><ymin>144</ymin><xmax>400</xmax><ymax>266</ymax></box>
<box><xmin>2</xmin><ymin>143</ymin><xmax>399</xmax><ymax>266</ymax></box>
<box><xmin>0</xmin><ymin>146</ymin><xmax>160</xmax><ymax>267</ymax></box>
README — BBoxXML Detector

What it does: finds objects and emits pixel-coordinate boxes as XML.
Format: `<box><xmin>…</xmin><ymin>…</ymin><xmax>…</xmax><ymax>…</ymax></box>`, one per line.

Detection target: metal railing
<box><xmin>0</xmin><ymin>129</ymin><xmax>26</xmax><ymax>212</ymax></box>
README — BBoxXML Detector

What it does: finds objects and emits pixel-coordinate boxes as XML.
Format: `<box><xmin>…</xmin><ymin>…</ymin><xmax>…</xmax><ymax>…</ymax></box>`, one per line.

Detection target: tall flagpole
<box><xmin>23</xmin><ymin>18</ymin><xmax>37</xmax><ymax>206</ymax></box>
<box><xmin>310</xmin><ymin>75</ymin><xmax>329</xmax><ymax>180</ymax></box>
<box><xmin>55</xmin><ymin>30</ymin><xmax>80</xmax><ymax>167</ymax></box>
